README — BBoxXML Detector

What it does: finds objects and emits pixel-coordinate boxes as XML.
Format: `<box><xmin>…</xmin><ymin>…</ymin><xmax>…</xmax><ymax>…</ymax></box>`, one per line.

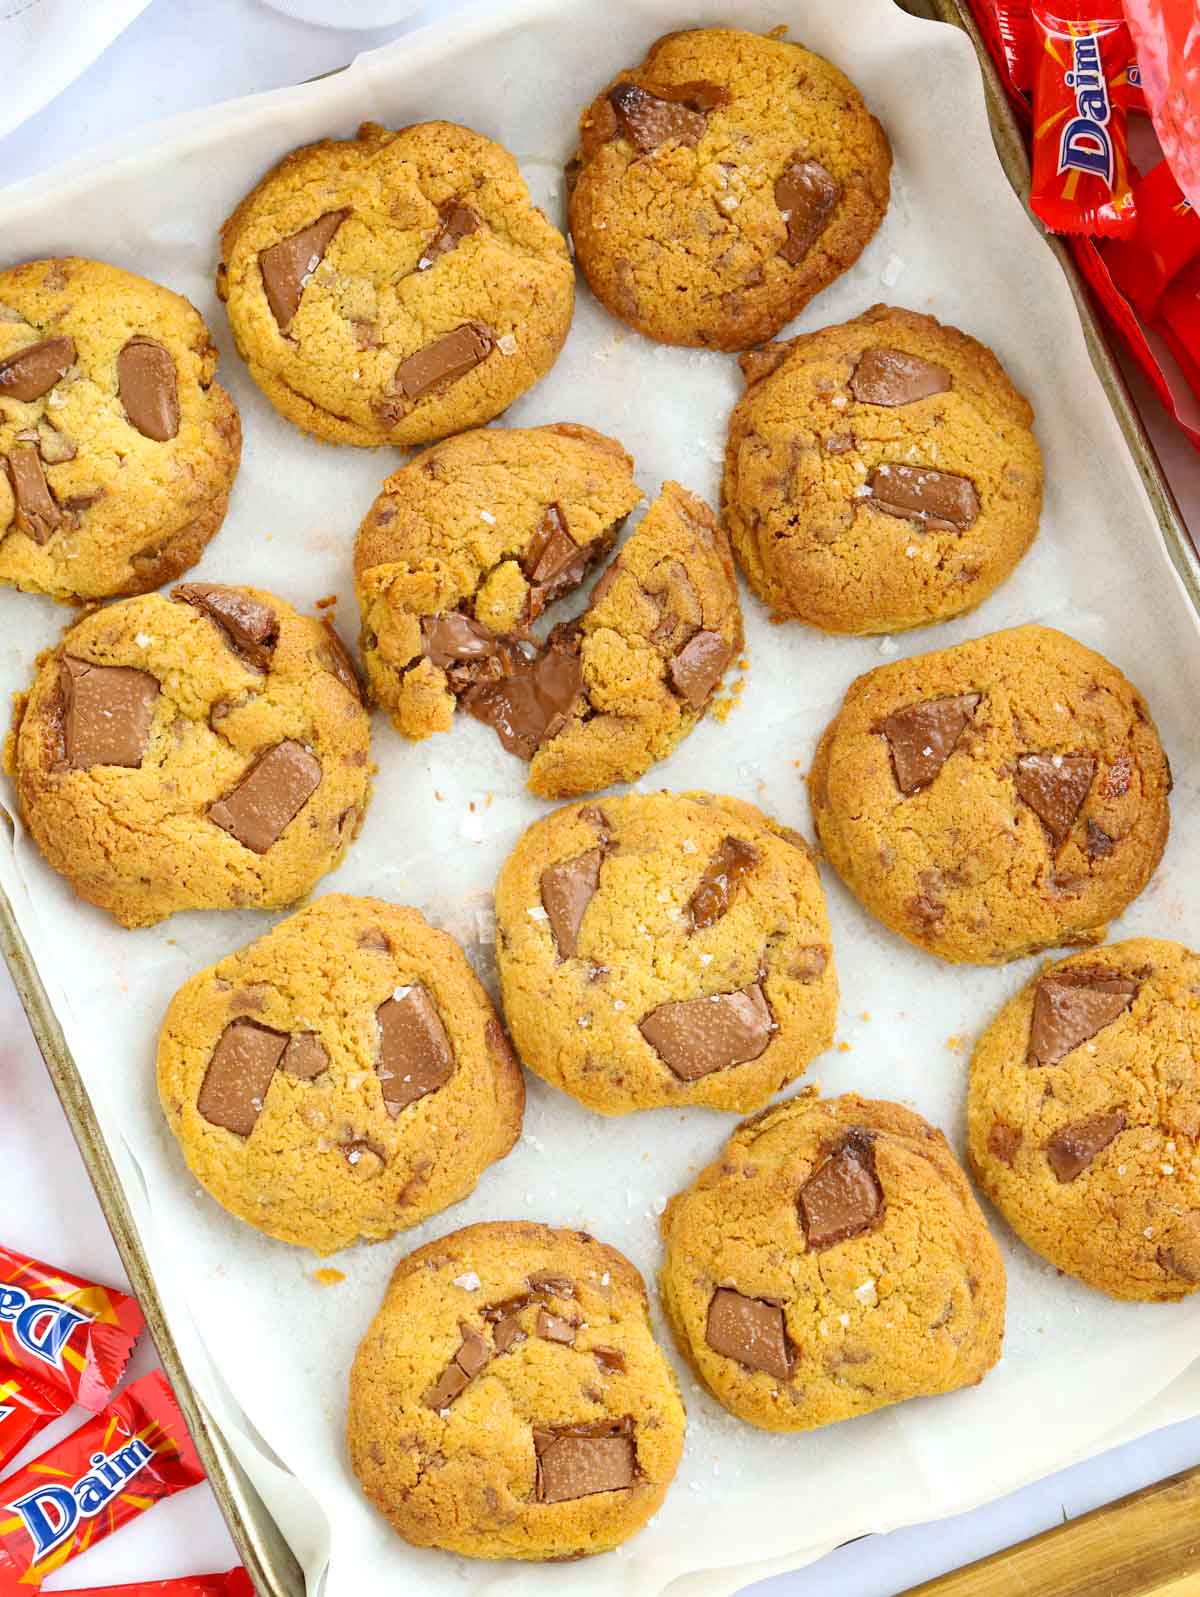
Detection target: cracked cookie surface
<box><xmin>659</xmin><ymin>1091</ymin><xmax>1005</xmax><ymax>1431</ymax></box>
<box><xmin>724</xmin><ymin>304</ymin><xmax>1043</xmax><ymax>633</ymax></box>
<box><xmin>0</xmin><ymin>257</ymin><xmax>241</xmax><ymax>602</ymax></box>
<box><xmin>6</xmin><ymin>585</ymin><xmax>370</xmax><ymax>927</ymax></box>
<box><xmin>968</xmin><ymin>938</ymin><xmax>1200</xmax><ymax>1301</ymax></box>
<box><xmin>568</xmin><ymin>27</ymin><xmax>891</xmax><ymax>350</ymax></box>
<box><xmin>218</xmin><ymin>120</ymin><xmax>574</xmax><ymax>447</ymax></box>
<box><xmin>347</xmin><ymin>1220</ymin><xmax>685</xmax><ymax>1560</ymax></box>
<box><xmin>495</xmin><ymin>792</ymin><xmax>837</xmax><ymax>1114</ymax></box>
<box><xmin>809</xmin><ymin>624</ymin><xmax>1171</xmax><ymax>963</ymax></box>
<box><xmin>157</xmin><ymin>895</ymin><xmax>523</xmax><ymax>1253</ymax></box>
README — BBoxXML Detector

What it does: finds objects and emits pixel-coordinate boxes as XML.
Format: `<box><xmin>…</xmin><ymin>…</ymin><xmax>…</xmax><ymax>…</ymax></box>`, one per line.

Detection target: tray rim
<box><xmin>1</xmin><ymin>4</ymin><xmax>1196</xmax><ymax>1595</ymax></box>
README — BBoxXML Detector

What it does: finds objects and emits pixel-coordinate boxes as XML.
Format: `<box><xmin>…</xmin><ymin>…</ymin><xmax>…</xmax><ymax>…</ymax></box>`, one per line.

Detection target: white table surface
<box><xmin>1</xmin><ymin>1</ymin><xmax>1198</xmax><ymax>1592</ymax></box>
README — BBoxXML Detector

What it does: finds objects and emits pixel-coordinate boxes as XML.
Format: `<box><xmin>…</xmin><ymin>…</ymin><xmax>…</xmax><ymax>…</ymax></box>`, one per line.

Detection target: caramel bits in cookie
<box><xmin>775</xmin><ymin>159</ymin><xmax>841</xmax><ymax>267</ymax></box>
<box><xmin>174</xmin><ymin>583</ymin><xmax>279</xmax><ymax>671</ymax></box>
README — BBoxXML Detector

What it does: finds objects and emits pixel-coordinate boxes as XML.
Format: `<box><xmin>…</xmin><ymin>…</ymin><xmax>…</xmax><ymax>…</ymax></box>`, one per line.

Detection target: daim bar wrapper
<box><xmin>1103</xmin><ymin>158</ymin><xmax>1200</xmax><ymax>316</ymax></box>
<box><xmin>0</xmin><ymin>1365</ymin><xmax>69</xmax><ymax>1474</ymax></box>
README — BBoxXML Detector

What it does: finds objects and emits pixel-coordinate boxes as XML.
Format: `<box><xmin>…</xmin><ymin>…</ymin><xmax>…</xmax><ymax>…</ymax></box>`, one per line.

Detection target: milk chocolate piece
<box><xmin>799</xmin><ymin>1130</ymin><xmax>883</xmax><ymax>1250</ymax></box>
<box><xmin>279</xmin><ymin>1032</ymin><xmax>329</xmax><ymax>1081</ymax></box>
<box><xmin>522</xmin><ymin>503</ymin><xmax>592</xmax><ymax>617</ymax></box>
<box><xmin>0</xmin><ymin>336</ymin><xmax>74</xmax><ymax>402</ymax></box>
<box><xmin>321</xmin><ymin>621</ymin><xmax>363</xmax><ymax>700</ymax></box>
<box><xmin>1086</xmin><ymin>819</ymin><xmax>1115</xmax><ymax>859</ymax></box>
<box><xmin>867</xmin><ymin>464</ymin><xmax>979</xmax><ymax>531</ymax></box>
<box><xmin>197</xmin><ymin>1019</ymin><xmax>288</xmax><ymax>1137</ymax></box>
<box><xmin>421</xmin><ymin>201</ymin><xmax>481</xmax><ymax>267</ymax></box>
<box><xmin>1015</xmin><ymin>754</ymin><xmax>1096</xmax><ymax>846</ymax></box>
<box><xmin>850</xmin><ymin>347</ymin><xmax>951</xmax><ymax>406</ymax></box>
<box><xmin>592</xmin><ymin>1347</ymin><xmax>626</xmax><ymax>1374</ymax></box>
<box><xmin>1045</xmin><ymin>1111</ymin><xmax>1126</xmax><ymax>1182</ymax></box>
<box><xmin>537</xmin><ymin>1309</ymin><xmax>577</xmax><ymax>1345</ymax></box>
<box><xmin>775</xmin><ymin>159</ymin><xmax>840</xmax><ymax>266</ymax></box>
<box><xmin>534</xmin><ymin>1422</ymin><xmax>635</xmax><ymax>1503</ymax></box>
<box><xmin>423</xmin><ymin>1324</ymin><xmax>491</xmax><ymax>1410</ymax></box>
<box><xmin>61</xmin><ymin>655</ymin><xmax>159</xmax><ymax>770</ymax></box>
<box><xmin>987</xmin><ymin>1121</ymin><xmax>1022</xmax><ymax>1166</ymax></box>
<box><xmin>118</xmin><ymin>337</ymin><xmax>180</xmax><ymax>442</ymax></box>
<box><xmin>422</xmin><ymin>612</ymin><xmax>502</xmax><ymax>675</ymax></box>
<box><xmin>705</xmin><ymin>1288</ymin><xmax>792</xmax><ymax>1378</ymax></box>
<box><xmin>391</xmin><ymin>322</ymin><xmax>493</xmax><ymax>404</ymax></box>
<box><xmin>464</xmin><ymin>641</ymin><xmax>582</xmax><ymax>759</ymax></box>
<box><xmin>259</xmin><ymin>209</ymin><xmax>349</xmax><ymax>330</ymax></box>
<box><xmin>668</xmin><ymin>629</ymin><xmax>732</xmax><ymax>710</ymax></box>
<box><xmin>639</xmin><ymin>983</ymin><xmax>773</xmax><ymax>1080</ymax></box>
<box><xmin>1026</xmin><ymin>967</ymin><xmax>1139</xmax><ymax>1067</ymax></box>
<box><xmin>173</xmin><ymin>584</ymin><xmax>279</xmax><ymax>671</ymax></box>
<box><xmin>880</xmin><ymin>693</ymin><xmax>980</xmax><ymax>795</ymax></box>
<box><xmin>540</xmin><ymin>848</ymin><xmax>603</xmax><ymax>959</ymax></box>
<box><xmin>607</xmin><ymin>81</ymin><xmax>723</xmax><ymax>152</ymax></box>
<box><xmin>528</xmin><ymin>1271</ymin><xmax>574</xmax><ymax>1297</ymax></box>
<box><xmin>493</xmin><ymin>1315</ymin><xmax>527</xmax><ymax>1353</ymax></box>
<box><xmin>7</xmin><ymin>441</ymin><xmax>61</xmax><ymax>544</ymax></box>
<box><xmin>375</xmin><ymin>983</ymin><xmax>454</xmax><ymax>1114</ymax></box>
<box><xmin>688</xmin><ymin>835</ymin><xmax>758</xmax><ymax>929</ymax></box>
<box><xmin>208</xmin><ymin>740</ymin><xmax>322</xmax><ymax>854</ymax></box>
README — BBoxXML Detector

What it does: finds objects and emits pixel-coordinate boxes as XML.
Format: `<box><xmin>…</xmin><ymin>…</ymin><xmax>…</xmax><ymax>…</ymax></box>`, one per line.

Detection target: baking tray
<box><xmin>0</xmin><ymin>2</ymin><xmax>1196</xmax><ymax>1594</ymax></box>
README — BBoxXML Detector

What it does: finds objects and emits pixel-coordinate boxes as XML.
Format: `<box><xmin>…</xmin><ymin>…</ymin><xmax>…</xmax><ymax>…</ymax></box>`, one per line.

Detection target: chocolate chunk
<box><xmin>61</xmin><ymin>655</ymin><xmax>159</xmax><ymax>770</ymax></box>
<box><xmin>1086</xmin><ymin>819</ymin><xmax>1115</xmax><ymax>859</ymax></box>
<box><xmin>850</xmin><ymin>347</ymin><xmax>951</xmax><ymax>406</ymax></box>
<box><xmin>421</xmin><ymin>201</ymin><xmax>481</xmax><ymax>268</ymax></box>
<box><xmin>422</xmin><ymin>612</ymin><xmax>503</xmax><ymax>676</ymax></box>
<box><xmin>540</xmin><ymin>848</ymin><xmax>603</xmax><ymax>960</ymax></box>
<box><xmin>668</xmin><ymin>630</ymin><xmax>732</xmax><ymax>710</ymax></box>
<box><xmin>789</xmin><ymin>946</ymin><xmax>829</xmax><ymax>982</ymax></box>
<box><xmin>279</xmin><ymin>1032</ymin><xmax>329</xmax><ymax>1080</ymax></box>
<box><xmin>868</xmin><ymin>464</ymin><xmax>979</xmax><ymax>532</ymax></box>
<box><xmin>197</xmin><ymin>1019</ymin><xmax>288</xmax><ymax>1137</ymax></box>
<box><xmin>1045</xmin><ymin>1111</ymin><xmax>1126</xmax><ymax>1182</ymax></box>
<box><xmin>987</xmin><ymin>1121</ymin><xmax>1022</xmax><ymax>1166</ymax></box>
<box><xmin>391</xmin><ymin>323</ymin><xmax>493</xmax><ymax>404</ymax></box>
<box><xmin>321</xmin><ymin>621</ymin><xmax>362</xmax><ymax>700</ymax></box>
<box><xmin>0</xmin><ymin>336</ymin><xmax>74</xmax><ymax>402</ymax></box>
<box><xmin>7</xmin><ymin>441</ymin><xmax>62</xmax><ymax>544</ymax></box>
<box><xmin>117</xmin><ymin>337</ymin><xmax>180</xmax><ymax>442</ymax></box>
<box><xmin>689</xmin><ymin>835</ymin><xmax>758</xmax><ymax>930</ymax></box>
<box><xmin>534</xmin><ymin>1422</ymin><xmax>635</xmax><ymax>1503</ymax></box>
<box><xmin>173</xmin><ymin>584</ymin><xmax>279</xmax><ymax>671</ymax></box>
<box><xmin>592</xmin><ymin>1347</ymin><xmax>625</xmax><ymax>1374</ymax></box>
<box><xmin>705</xmin><ymin>1288</ymin><xmax>792</xmax><ymax>1378</ymax></box>
<box><xmin>259</xmin><ymin>209</ymin><xmax>349</xmax><ymax>330</ymax></box>
<box><xmin>208</xmin><ymin>740</ymin><xmax>322</xmax><ymax>854</ymax></box>
<box><xmin>1026</xmin><ymin>967</ymin><xmax>1139</xmax><ymax>1067</ymax></box>
<box><xmin>522</xmin><ymin>503</ymin><xmax>592</xmax><ymax>617</ymax></box>
<box><xmin>799</xmin><ymin>1130</ymin><xmax>883</xmax><ymax>1250</ymax></box>
<box><xmin>880</xmin><ymin>693</ymin><xmax>980</xmax><ymax>795</ymax></box>
<box><xmin>375</xmin><ymin>984</ymin><xmax>454</xmax><ymax>1114</ymax></box>
<box><xmin>639</xmin><ymin>983</ymin><xmax>773</xmax><ymax>1081</ymax></box>
<box><xmin>528</xmin><ymin>1272</ymin><xmax>574</xmax><ymax>1297</ymax></box>
<box><xmin>537</xmin><ymin>1309</ymin><xmax>577</xmax><ymax>1345</ymax></box>
<box><xmin>464</xmin><ymin>641</ymin><xmax>582</xmax><ymax>759</ymax></box>
<box><xmin>424</xmin><ymin>1324</ymin><xmax>491</xmax><ymax>1410</ymax></box>
<box><xmin>1015</xmin><ymin>754</ymin><xmax>1096</xmax><ymax>846</ymax></box>
<box><xmin>607</xmin><ymin>81</ymin><xmax>722</xmax><ymax>152</ymax></box>
<box><xmin>493</xmin><ymin>1315</ymin><xmax>527</xmax><ymax>1353</ymax></box>
<box><xmin>775</xmin><ymin>160</ymin><xmax>840</xmax><ymax>266</ymax></box>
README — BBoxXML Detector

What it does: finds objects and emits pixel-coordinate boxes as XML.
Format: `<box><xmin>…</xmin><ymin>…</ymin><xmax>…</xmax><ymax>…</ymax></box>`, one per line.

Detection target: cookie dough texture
<box><xmin>218</xmin><ymin>121</ymin><xmax>574</xmax><ymax>447</ymax></box>
<box><xmin>660</xmin><ymin>1092</ymin><xmax>1005</xmax><ymax>1431</ymax></box>
<box><xmin>724</xmin><ymin>305</ymin><xmax>1043</xmax><ymax>634</ymax></box>
<box><xmin>568</xmin><ymin>27</ymin><xmax>891</xmax><ymax>350</ymax></box>
<box><xmin>7</xmin><ymin>586</ymin><xmax>370</xmax><ymax>927</ymax></box>
<box><xmin>810</xmin><ymin>625</ymin><xmax>1171</xmax><ymax>963</ymax></box>
<box><xmin>0</xmin><ymin>257</ymin><xmax>241</xmax><ymax>602</ymax></box>
<box><xmin>158</xmin><ymin>896</ymin><xmax>523</xmax><ymax>1253</ymax></box>
<box><xmin>495</xmin><ymin>792</ymin><xmax>837</xmax><ymax>1114</ymax></box>
<box><xmin>969</xmin><ymin>939</ymin><xmax>1200</xmax><ymax>1301</ymax></box>
<box><xmin>347</xmin><ymin>1221</ymin><xmax>685</xmax><ymax>1559</ymax></box>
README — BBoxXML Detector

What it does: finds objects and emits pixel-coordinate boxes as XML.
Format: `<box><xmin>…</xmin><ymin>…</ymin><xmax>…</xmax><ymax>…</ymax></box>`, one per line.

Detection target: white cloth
<box><xmin>0</xmin><ymin>0</ymin><xmax>153</xmax><ymax>142</ymax></box>
<box><xmin>256</xmin><ymin>0</ymin><xmax>421</xmax><ymax>25</ymax></box>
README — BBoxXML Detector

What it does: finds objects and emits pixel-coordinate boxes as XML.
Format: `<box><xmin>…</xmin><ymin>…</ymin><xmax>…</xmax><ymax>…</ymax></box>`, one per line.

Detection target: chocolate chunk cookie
<box><xmin>347</xmin><ymin>1221</ymin><xmax>685</xmax><ymax>1559</ymax></box>
<box><xmin>6</xmin><ymin>585</ymin><xmax>370</xmax><ymax>927</ymax></box>
<box><xmin>495</xmin><ymin>793</ymin><xmax>837</xmax><ymax>1114</ymax></box>
<box><xmin>356</xmin><ymin>427</ymin><xmax>742</xmax><ymax>796</ymax></box>
<box><xmin>0</xmin><ymin>258</ymin><xmax>241</xmax><ymax>602</ymax></box>
<box><xmin>218</xmin><ymin>121</ymin><xmax>574</xmax><ymax>447</ymax></box>
<box><xmin>969</xmin><ymin>939</ymin><xmax>1200</xmax><ymax>1301</ymax></box>
<box><xmin>724</xmin><ymin>305</ymin><xmax>1043</xmax><ymax>633</ymax></box>
<box><xmin>809</xmin><ymin>625</ymin><xmax>1171</xmax><ymax>963</ymax></box>
<box><xmin>568</xmin><ymin>27</ymin><xmax>891</xmax><ymax>350</ymax></box>
<box><xmin>157</xmin><ymin>896</ymin><xmax>523</xmax><ymax>1253</ymax></box>
<box><xmin>660</xmin><ymin>1092</ymin><xmax>1005</xmax><ymax>1431</ymax></box>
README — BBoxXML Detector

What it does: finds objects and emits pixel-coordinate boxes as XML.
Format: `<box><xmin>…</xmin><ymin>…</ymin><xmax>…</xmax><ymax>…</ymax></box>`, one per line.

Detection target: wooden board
<box><xmin>899</xmin><ymin>1466</ymin><xmax>1200</xmax><ymax>1596</ymax></box>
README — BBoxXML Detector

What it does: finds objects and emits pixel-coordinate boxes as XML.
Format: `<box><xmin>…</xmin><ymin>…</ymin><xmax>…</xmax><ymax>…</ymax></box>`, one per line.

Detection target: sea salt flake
<box><xmin>854</xmin><ymin>1278</ymin><xmax>878</xmax><ymax>1306</ymax></box>
<box><xmin>878</xmin><ymin>636</ymin><xmax>898</xmax><ymax>656</ymax></box>
<box><xmin>838</xmin><ymin>1312</ymin><xmax>850</xmax><ymax>1328</ymax></box>
<box><xmin>880</xmin><ymin>252</ymin><xmax>905</xmax><ymax>287</ymax></box>
<box><xmin>134</xmin><ymin>633</ymin><xmax>154</xmax><ymax>648</ymax></box>
<box><xmin>496</xmin><ymin>333</ymin><xmax>518</xmax><ymax>355</ymax></box>
<box><xmin>527</xmin><ymin>905</ymin><xmax>549</xmax><ymax>922</ymax></box>
<box><xmin>479</xmin><ymin>509</ymin><xmax>497</xmax><ymax>525</ymax></box>
<box><xmin>453</xmin><ymin>1271</ymin><xmax>482</xmax><ymax>1291</ymax></box>
<box><xmin>392</xmin><ymin>984</ymin><xmax>412</xmax><ymax>1002</ymax></box>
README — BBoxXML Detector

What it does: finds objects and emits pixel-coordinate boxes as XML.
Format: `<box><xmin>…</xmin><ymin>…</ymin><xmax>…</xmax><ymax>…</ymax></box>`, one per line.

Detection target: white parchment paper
<box><xmin>1</xmin><ymin>2</ymin><xmax>1199</xmax><ymax>1593</ymax></box>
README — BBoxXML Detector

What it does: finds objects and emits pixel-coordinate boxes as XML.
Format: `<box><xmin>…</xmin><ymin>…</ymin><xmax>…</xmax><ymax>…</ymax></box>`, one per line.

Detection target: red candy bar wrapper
<box><xmin>0</xmin><ymin>1364</ymin><xmax>69</xmax><ymax>1473</ymax></box>
<box><xmin>52</xmin><ymin>1574</ymin><xmax>254</xmax><ymax>1597</ymax></box>
<box><xmin>1030</xmin><ymin>0</ymin><xmax>1137</xmax><ymax>237</ymax></box>
<box><xmin>993</xmin><ymin>0</ymin><xmax>1037</xmax><ymax>92</ymax></box>
<box><xmin>0</xmin><ymin>1370</ymin><xmax>204</xmax><ymax>1586</ymax></box>
<box><xmin>0</xmin><ymin>1247</ymin><xmax>143</xmax><ymax>1413</ymax></box>
<box><xmin>1103</xmin><ymin>159</ymin><xmax>1200</xmax><ymax>316</ymax></box>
